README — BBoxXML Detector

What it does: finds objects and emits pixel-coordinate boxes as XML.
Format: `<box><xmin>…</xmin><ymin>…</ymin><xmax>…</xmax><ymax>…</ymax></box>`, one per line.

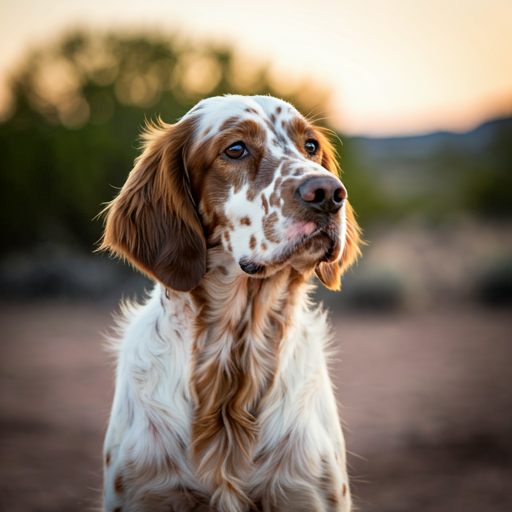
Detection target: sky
<box><xmin>1</xmin><ymin>0</ymin><xmax>511</xmax><ymax>136</ymax></box>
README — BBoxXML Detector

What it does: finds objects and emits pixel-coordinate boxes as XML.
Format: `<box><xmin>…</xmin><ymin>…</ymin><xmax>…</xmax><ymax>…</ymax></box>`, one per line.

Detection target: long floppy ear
<box><xmin>99</xmin><ymin>117</ymin><xmax>206</xmax><ymax>292</ymax></box>
<box><xmin>314</xmin><ymin>127</ymin><xmax>362</xmax><ymax>291</ymax></box>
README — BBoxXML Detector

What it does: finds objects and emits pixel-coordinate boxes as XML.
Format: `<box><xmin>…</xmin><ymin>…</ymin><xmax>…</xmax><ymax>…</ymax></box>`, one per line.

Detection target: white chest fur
<box><xmin>103</xmin><ymin>278</ymin><xmax>350</xmax><ymax>512</ymax></box>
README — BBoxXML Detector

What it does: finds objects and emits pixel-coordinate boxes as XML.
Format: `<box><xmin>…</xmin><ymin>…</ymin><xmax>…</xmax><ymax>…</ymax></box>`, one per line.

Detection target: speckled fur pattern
<box><xmin>100</xmin><ymin>95</ymin><xmax>361</xmax><ymax>512</ymax></box>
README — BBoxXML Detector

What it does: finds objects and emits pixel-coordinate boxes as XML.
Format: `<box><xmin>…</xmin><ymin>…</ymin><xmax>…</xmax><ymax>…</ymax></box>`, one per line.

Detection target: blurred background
<box><xmin>0</xmin><ymin>1</ymin><xmax>511</xmax><ymax>511</ymax></box>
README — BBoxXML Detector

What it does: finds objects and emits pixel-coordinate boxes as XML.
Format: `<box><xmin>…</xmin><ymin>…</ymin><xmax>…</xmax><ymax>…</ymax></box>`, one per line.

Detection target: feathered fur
<box><xmin>100</xmin><ymin>95</ymin><xmax>360</xmax><ymax>512</ymax></box>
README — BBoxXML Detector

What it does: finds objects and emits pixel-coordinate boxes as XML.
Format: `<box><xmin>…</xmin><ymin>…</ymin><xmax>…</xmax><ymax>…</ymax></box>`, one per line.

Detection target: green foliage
<box><xmin>346</xmin><ymin>118</ymin><xmax>512</xmax><ymax>226</ymax></box>
<box><xmin>462</xmin><ymin>120</ymin><xmax>512</xmax><ymax>217</ymax></box>
<box><xmin>0</xmin><ymin>30</ymin><xmax>332</xmax><ymax>253</ymax></box>
<box><xmin>328</xmin><ymin>135</ymin><xmax>389</xmax><ymax>224</ymax></box>
<box><xmin>2</xmin><ymin>30</ymin><xmax>509</xmax><ymax>256</ymax></box>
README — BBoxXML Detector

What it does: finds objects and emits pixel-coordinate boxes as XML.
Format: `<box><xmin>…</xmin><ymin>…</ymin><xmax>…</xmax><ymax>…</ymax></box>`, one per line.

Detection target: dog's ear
<box><xmin>315</xmin><ymin>201</ymin><xmax>361</xmax><ymax>290</ymax></box>
<box><xmin>99</xmin><ymin>117</ymin><xmax>206</xmax><ymax>292</ymax></box>
<box><xmin>314</xmin><ymin>128</ymin><xmax>362</xmax><ymax>291</ymax></box>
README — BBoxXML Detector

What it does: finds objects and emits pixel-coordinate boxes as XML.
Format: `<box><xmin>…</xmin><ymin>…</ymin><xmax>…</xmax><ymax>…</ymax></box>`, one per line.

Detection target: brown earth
<box><xmin>0</xmin><ymin>300</ymin><xmax>511</xmax><ymax>512</ymax></box>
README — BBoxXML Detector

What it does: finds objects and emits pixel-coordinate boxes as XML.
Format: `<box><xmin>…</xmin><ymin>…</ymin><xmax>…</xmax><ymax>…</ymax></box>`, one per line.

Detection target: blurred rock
<box><xmin>476</xmin><ymin>259</ymin><xmax>512</xmax><ymax>307</ymax></box>
<box><xmin>0</xmin><ymin>244</ymin><xmax>151</xmax><ymax>300</ymax></box>
<box><xmin>314</xmin><ymin>267</ymin><xmax>406</xmax><ymax>312</ymax></box>
<box><xmin>343</xmin><ymin>271</ymin><xmax>405</xmax><ymax>311</ymax></box>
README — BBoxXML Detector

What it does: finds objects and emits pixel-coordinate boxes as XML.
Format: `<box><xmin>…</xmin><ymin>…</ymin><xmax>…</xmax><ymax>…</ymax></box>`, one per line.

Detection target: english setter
<box><xmin>100</xmin><ymin>95</ymin><xmax>361</xmax><ymax>512</ymax></box>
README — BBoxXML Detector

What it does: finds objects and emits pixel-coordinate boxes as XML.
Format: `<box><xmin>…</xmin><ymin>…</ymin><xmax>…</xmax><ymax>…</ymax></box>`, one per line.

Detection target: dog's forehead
<box><xmin>187</xmin><ymin>95</ymin><xmax>302</xmax><ymax>141</ymax></box>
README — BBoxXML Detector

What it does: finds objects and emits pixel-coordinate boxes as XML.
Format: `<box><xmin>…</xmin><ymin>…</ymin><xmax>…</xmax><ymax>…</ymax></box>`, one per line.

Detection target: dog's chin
<box><xmin>239</xmin><ymin>228</ymin><xmax>342</xmax><ymax>278</ymax></box>
<box><xmin>289</xmin><ymin>231</ymin><xmax>342</xmax><ymax>270</ymax></box>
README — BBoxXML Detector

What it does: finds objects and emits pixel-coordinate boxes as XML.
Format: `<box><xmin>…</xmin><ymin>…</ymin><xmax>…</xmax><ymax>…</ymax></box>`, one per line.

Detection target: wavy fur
<box><xmin>100</xmin><ymin>95</ymin><xmax>360</xmax><ymax>512</ymax></box>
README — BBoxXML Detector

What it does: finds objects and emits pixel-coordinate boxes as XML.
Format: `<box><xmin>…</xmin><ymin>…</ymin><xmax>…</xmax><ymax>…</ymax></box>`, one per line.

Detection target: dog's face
<box><xmin>101</xmin><ymin>95</ymin><xmax>360</xmax><ymax>291</ymax></box>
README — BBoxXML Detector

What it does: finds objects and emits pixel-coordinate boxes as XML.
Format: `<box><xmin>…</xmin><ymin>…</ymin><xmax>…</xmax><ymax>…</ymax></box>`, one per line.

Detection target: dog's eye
<box><xmin>305</xmin><ymin>139</ymin><xmax>318</xmax><ymax>156</ymax></box>
<box><xmin>224</xmin><ymin>142</ymin><xmax>248</xmax><ymax>159</ymax></box>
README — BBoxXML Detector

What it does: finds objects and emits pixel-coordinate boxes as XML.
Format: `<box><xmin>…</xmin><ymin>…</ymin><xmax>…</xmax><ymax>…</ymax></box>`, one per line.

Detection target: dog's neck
<box><xmin>179</xmin><ymin>248</ymin><xmax>311</xmax><ymax>508</ymax></box>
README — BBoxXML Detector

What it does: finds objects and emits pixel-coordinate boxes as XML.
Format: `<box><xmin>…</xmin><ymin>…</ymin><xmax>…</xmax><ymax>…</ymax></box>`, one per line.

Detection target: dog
<box><xmin>100</xmin><ymin>94</ymin><xmax>361</xmax><ymax>512</ymax></box>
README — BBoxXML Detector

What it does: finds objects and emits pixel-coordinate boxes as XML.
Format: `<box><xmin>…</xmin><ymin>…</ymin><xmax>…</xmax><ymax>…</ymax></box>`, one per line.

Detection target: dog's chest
<box><xmin>104</xmin><ymin>285</ymin><xmax>344</xmax><ymax>511</ymax></box>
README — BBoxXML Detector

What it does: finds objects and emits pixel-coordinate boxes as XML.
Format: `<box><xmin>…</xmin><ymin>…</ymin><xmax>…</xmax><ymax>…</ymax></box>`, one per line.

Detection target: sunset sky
<box><xmin>1</xmin><ymin>0</ymin><xmax>511</xmax><ymax>136</ymax></box>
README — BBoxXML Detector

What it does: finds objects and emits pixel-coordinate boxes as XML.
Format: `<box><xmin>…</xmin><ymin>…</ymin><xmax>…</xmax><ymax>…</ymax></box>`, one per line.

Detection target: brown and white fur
<box><xmin>100</xmin><ymin>95</ymin><xmax>361</xmax><ymax>512</ymax></box>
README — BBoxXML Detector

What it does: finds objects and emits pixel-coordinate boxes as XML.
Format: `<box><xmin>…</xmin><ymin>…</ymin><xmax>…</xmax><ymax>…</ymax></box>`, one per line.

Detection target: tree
<box><xmin>0</xmin><ymin>30</ymin><xmax>333</xmax><ymax>253</ymax></box>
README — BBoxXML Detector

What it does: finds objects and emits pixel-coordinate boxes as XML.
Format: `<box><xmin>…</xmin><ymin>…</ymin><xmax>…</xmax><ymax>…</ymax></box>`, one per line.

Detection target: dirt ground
<box><xmin>0</xmin><ymin>300</ymin><xmax>511</xmax><ymax>512</ymax></box>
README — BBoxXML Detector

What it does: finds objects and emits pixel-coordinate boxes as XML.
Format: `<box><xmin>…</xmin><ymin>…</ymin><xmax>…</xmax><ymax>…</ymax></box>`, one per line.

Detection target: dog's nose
<box><xmin>298</xmin><ymin>176</ymin><xmax>347</xmax><ymax>214</ymax></box>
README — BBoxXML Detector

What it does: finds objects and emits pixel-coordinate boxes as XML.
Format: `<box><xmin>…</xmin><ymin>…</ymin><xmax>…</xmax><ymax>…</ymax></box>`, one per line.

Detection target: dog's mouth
<box><xmin>239</xmin><ymin>261</ymin><xmax>267</xmax><ymax>275</ymax></box>
<box><xmin>239</xmin><ymin>220</ymin><xmax>341</xmax><ymax>276</ymax></box>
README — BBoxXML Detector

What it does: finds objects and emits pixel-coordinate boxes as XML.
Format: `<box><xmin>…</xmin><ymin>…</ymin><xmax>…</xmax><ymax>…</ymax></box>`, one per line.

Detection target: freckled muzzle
<box><xmin>238</xmin><ymin>174</ymin><xmax>347</xmax><ymax>276</ymax></box>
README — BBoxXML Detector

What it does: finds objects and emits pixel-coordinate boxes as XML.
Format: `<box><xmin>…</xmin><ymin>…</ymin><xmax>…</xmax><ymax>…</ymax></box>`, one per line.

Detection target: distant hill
<box><xmin>354</xmin><ymin>115</ymin><xmax>512</xmax><ymax>159</ymax></box>
<box><xmin>347</xmin><ymin>115</ymin><xmax>512</xmax><ymax>220</ymax></box>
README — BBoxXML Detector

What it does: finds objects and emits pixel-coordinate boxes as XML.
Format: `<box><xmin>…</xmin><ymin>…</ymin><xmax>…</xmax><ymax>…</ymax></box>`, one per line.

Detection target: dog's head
<box><xmin>100</xmin><ymin>95</ymin><xmax>361</xmax><ymax>291</ymax></box>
